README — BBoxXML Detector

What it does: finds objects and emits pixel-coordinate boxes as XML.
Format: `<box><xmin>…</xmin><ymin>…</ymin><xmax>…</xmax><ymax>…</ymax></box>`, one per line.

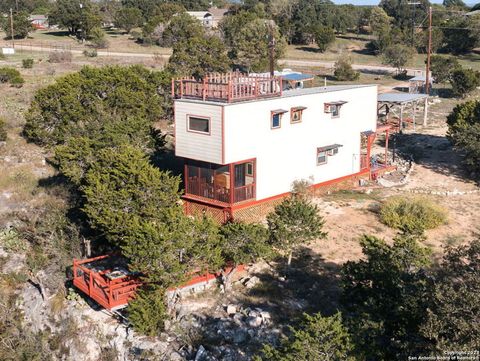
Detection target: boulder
<box><xmin>246</xmin><ymin>316</ymin><xmax>262</xmax><ymax>328</ymax></box>
<box><xmin>226</xmin><ymin>304</ymin><xmax>237</xmax><ymax>315</ymax></box>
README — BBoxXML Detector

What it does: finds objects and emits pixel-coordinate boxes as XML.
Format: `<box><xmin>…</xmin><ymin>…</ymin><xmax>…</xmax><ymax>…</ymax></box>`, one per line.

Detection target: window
<box><xmin>317</xmin><ymin>144</ymin><xmax>342</xmax><ymax>165</ymax></box>
<box><xmin>324</xmin><ymin>101</ymin><xmax>347</xmax><ymax>118</ymax></box>
<box><xmin>290</xmin><ymin>106</ymin><xmax>306</xmax><ymax>123</ymax></box>
<box><xmin>246</xmin><ymin>162</ymin><xmax>254</xmax><ymax>176</ymax></box>
<box><xmin>188</xmin><ymin>116</ymin><xmax>210</xmax><ymax>134</ymax></box>
<box><xmin>271</xmin><ymin>109</ymin><xmax>286</xmax><ymax>129</ymax></box>
<box><xmin>331</xmin><ymin>105</ymin><xmax>340</xmax><ymax>117</ymax></box>
<box><xmin>317</xmin><ymin>151</ymin><xmax>327</xmax><ymax>165</ymax></box>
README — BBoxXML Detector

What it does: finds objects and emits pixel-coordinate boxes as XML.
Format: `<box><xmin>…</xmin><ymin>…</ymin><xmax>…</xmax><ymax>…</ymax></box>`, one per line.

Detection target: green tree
<box><xmin>289</xmin><ymin>0</ymin><xmax>335</xmax><ymax>44</ymax></box>
<box><xmin>382</xmin><ymin>44</ymin><xmax>415</xmax><ymax>75</ymax></box>
<box><xmin>220</xmin><ymin>222</ymin><xmax>272</xmax><ymax>288</ymax></box>
<box><xmin>334</xmin><ymin>57</ymin><xmax>359</xmax><ymax>81</ymax></box>
<box><xmin>450</xmin><ymin>68</ymin><xmax>480</xmax><ymax>98</ymax></box>
<box><xmin>88</xmin><ymin>26</ymin><xmax>108</xmax><ymax>48</ymax></box>
<box><xmin>161</xmin><ymin>12</ymin><xmax>204</xmax><ymax>47</ymax></box>
<box><xmin>2</xmin><ymin>11</ymin><xmax>34</xmax><ymax>39</ymax></box>
<box><xmin>0</xmin><ymin>0</ymin><xmax>52</xmax><ymax>13</ymax></box>
<box><xmin>446</xmin><ymin>100</ymin><xmax>480</xmax><ymax>174</ymax></box>
<box><xmin>313</xmin><ymin>25</ymin><xmax>335</xmax><ymax>53</ymax></box>
<box><xmin>48</xmin><ymin>0</ymin><xmax>101</xmax><ymax>36</ymax></box>
<box><xmin>127</xmin><ymin>286</ymin><xmax>168</xmax><ymax>336</ymax></box>
<box><xmin>167</xmin><ymin>34</ymin><xmax>230</xmax><ymax>79</ymax></box>
<box><xmin>267</xmin><ymin>196</ymin><xmax>327</xmax><ymax>266</ymax></box>
<box><xmin>224</xmin><ymin>16</ymin><xmax>286</xmax><ymax>72</ymax></box>
<box><xmin>442</xmin><ymin>16</ymin><xmax>479</xmax><ymax>54</ymax></box>
<box><xmin>421</xmin><ymin>240</ymin><xmax>480</xmax><ymax>351</ymax></box>
<box><xmin>82</xmin><ymin>145</ymin><xmax>182</xmax><ymax>245</ymax></box>
<box><xmin>368</xmin><ymin>6</ymin><xmax>392</xmax><ymax>35</ymax></box>
<box><xmin>342</xmin><ymin>235</ymin><xmax>432</xmax><ymax>360</ymax></box>
<box><xmin>430</xmin><ymin>55</ymin><xmax>461</xmax><ymax>84</ymax></box>
<box><xmin>24</xmin><ymin>65</ymin><xmax>169</xmax><ymax>147</ymax></box>
<box><xmin>114</xmin><ymin>7</ymin><xmax>142</xmax><ymax>33</ymax></box>
<box><xmin>380</xmin><ymin>0</ymin><xmax>430</xmax><ymax>29</ymax></box>
<box><xmin>256</xmin><ymin>312</ymin><xmax>354</xmax><ymax>361</ymax></box>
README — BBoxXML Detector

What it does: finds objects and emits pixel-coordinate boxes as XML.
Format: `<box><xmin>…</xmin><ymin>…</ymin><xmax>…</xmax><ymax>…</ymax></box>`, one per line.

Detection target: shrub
<box><xmin>0</xmin><ymin>67</ymin><xmax>24</xmax><ymax>88</ymax></box>
<box><xmin>48</xmin><ymin>51</ymin><xmax>73</xmax><ymax>63</ymax></box>
<box><xmin>0</xmin><ymin>117</ymin><xmax>7</xmax><ymax>141</ymax></box>
<box><xmin>451</xmin><ymin>68</ymin><xmax>480</xmax><ymax>98</ymax></box>
<box><xmin>83</xmin><ymin>49</ymin><xmax>98</xmax><ymax>58</ymax></box>
<box><xmin>334</xmin><ymin>57</ymin><xmax>360</xmax><ymax>81</ymax></box>
<box><xmin>89</xmin><ymin>27</ymin><xmax>109</xmax><ymax>49</ymax></box>
<box><xmin>127</xmin><ymin>287</ymin><xmax>168</xmax><ymax>336</ymax></box>
<box><xmin>22</xmin><ymin>58</ymin><xmax>34</xmax><ymax>69</ymax></box>
<box><xmin>379</xmin><ymin>196</ymin><xmax>447</xmax><ymax>235</ymax></box>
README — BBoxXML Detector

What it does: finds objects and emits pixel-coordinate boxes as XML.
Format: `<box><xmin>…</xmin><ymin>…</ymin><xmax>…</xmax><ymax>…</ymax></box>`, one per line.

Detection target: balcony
<box><xmin>184</xmin><ymin>159</ymin><xmax>256</xmax><ymax>206</ymax></box>
<box><xmin>172</xmin><ymin>72</ymin><xmax>282</xmax><ymax>103</ymax></box>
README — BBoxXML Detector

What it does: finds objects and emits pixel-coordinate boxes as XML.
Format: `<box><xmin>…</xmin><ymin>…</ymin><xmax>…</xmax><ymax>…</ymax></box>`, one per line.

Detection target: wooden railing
<box><xmin>172</xmin><ymin>72</ymin><xmax>282</xmax><ymax>103</ymax></box>
<box><xmin>360</xmin><ymin>154</ymin><xmax>369</xmax><ymax>170</ymax></box>
<box><xmin>186</xmin><ymin>178</ymin><xmax>255</xmax><ymax>204</ymax></box>
<box><xmin>234</xmin><ymin>184</ymin><xmax>256</xmax><ymax>203</ymax></box>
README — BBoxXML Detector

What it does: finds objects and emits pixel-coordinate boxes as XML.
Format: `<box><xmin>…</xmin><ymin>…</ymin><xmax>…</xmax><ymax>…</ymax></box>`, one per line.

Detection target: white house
<box><xmin>186</xmin><ymin>11</ymin><xmax>213</xmax><ymax>28</ymax></box>
<box><xmin>172</xmin><ymin>73</ymin><xmax>388</xmax><ymax>221</ymax></box>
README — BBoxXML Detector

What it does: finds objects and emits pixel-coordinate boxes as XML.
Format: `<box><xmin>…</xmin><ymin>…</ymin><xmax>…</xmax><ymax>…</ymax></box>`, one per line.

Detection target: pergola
<box><xmin>377</xmin><ymin>93</ymin><xmax>429</xmax><ymax>132</ymax></box>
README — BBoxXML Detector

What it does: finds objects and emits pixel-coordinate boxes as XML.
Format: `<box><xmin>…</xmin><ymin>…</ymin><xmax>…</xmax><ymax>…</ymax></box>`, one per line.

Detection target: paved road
<box><xmin>10</xmin><ymin>44</ymin><xmax>424</xmax><ymax>75</ymax></box>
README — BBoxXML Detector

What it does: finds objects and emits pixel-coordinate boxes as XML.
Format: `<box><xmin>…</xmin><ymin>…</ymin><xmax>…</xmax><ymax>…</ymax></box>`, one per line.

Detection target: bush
<box><xmin>0</xmin><ymin>118</ymin><xmax>7</xmax><ymax>141</ymax></box>
<box><xmin>0</xmin><ymin>67</ymin><xmax>24</xmax><ymax>87</ymax></box>
<box><xmin>127</xmin><ymin>287</ymin><xmax>168</xmax><ymax>336</ymax></box>
<box><xmin>380</xmin><ymin>196</ymin><xmax>447</xmax><ymax>235</ymax></box>
<box><xmin>334</xmin><ymin>57</ymin><xmax>360</xmax><ymax>81</ymax></box>
<box><xmin>22</xmin><ymin>58</ymin><xmax>34</xmax><ymax>69</ymax></box>
<box><xmin>48</xmin><ymin>51</ymin><xmax>73</xmax><ymax>63</ymax></box>
<box><xmin>430</xmin><ymin>55</ymin><xmax>460</xmax><ymax>84</ymax></box>
<box><xmin>89</xmin><ymin>27</ymin><xmax>109</xmax><ymax>49</ymax></box>
<box><xmin>451</xmin><ymin>68</ymin><xmax>480</xmax><ymax>98</ymax></box>
<box><xmin>83</xmin><ymin>49</ymin><xmax>98</xmax><ymax>57</ymax></box>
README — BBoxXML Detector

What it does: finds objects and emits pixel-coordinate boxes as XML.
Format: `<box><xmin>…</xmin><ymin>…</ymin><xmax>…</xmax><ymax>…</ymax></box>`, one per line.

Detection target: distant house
<box><xmin>186</xmin><ymin>8</ymin><xmax>230</xmax><ymax>28</ymax></box>
<box><xmin>186</xmin><ymin>11</ymin><xmax>214</xmax><ymax>28</ymax></box>
<box><xmin>408</xmin><ymin>75</ymin><xmax>433</xmax><ymax>94</ymax></box>
<box><xmin>172</xmin><ymin>72</ymin><xmax>392</xmax><ymax>222</ymax></box>
<box><xmin>207</xmin><ymin>7</ymin><xmax>230</xmax><ymax>27</ymax></box>
<box><xmin>29</xmin><ymin>14</ymin><xmax>48</xmax><ymax>29</ymax></box>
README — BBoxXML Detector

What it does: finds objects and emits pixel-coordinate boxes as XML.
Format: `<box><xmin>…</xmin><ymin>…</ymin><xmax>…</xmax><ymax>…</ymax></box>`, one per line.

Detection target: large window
<box><xmin>317</xmin><ymin>151</ymin><xmax>327</xmax><ymax>165</ymax></box>
<box><xmin>188</xmin><ymin>116</ymin><xmax>210</xmax><ymax>134</ymax></box>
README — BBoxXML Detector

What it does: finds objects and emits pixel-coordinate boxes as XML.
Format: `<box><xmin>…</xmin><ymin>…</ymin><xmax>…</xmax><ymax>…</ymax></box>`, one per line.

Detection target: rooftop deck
<box><xmin>171</xmin><ymin>72</ymin><xmax>283</xmax><ymax>103</ymax></box>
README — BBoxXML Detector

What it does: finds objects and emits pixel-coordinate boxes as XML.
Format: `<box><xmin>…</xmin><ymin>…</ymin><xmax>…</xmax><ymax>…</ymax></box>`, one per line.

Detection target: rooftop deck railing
<box><xmin>171</xmin><ymin>72</ymin><xmax>282</xmax><ymax>103</ymax></box>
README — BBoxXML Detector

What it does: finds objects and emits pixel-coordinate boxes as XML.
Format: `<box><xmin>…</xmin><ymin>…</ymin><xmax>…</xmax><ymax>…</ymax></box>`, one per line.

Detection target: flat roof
<box><xmin>176</xmin><ymin>84</ymin><xmax>377</xmax><ymax>106</ymax></box>
<box><xmin>378</xmin><ymin>92</ymin><xmax>428</xmax><ymax>104</ymax></box>
<box><xmin>282</xmin><ymin>73</ymin><xmax>315</xmax><ymax>82</ymax></box>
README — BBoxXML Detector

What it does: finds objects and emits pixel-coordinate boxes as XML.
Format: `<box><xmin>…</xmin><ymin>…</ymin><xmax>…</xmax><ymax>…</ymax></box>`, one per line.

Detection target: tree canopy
<box><xmin>48</xmin><ymin>0</ymin><xmax>102</xmax><ymax>36</ymax></box>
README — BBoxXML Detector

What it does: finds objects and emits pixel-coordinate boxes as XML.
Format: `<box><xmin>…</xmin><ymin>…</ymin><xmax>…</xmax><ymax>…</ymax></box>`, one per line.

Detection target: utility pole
<box><xmin>10</xmin><ymin>8</ymin><xmax>14</xmax><ymax>48</ymax></box>
<box><xmin>425</xmin><ymin>6</ymin><xmax>432</xmax><ymax>95</ymax></box>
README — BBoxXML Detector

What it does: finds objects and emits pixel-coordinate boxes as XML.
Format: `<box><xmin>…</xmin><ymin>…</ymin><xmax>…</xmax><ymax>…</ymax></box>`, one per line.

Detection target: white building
<box><xmin>172</xmin><ymin>73</ymin><xmax>388</xmax><ymax>221</ymax></box>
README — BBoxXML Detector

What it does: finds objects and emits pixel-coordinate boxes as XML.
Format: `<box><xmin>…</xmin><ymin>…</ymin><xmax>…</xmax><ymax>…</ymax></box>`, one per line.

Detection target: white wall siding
<box><xmin>174</xmin><ymin>100</ymin><xmax>223</xmax><ymax>164</ymax></box>
<box><xmin>223</xmin><ymin>86</ymin><xmax>378</xmax><ymax>201</ymax></box>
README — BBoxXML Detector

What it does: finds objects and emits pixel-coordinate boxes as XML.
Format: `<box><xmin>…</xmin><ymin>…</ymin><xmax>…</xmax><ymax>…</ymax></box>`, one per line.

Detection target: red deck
<box><xmin>73</xmin><ymin>255</ymin><xmax>246</xmax><ymax>310</ymax></box>
<box><xmin>73</xmin><ymin>255</ymin><xmax>143</xmax><ymax>311</ymax></box>
<box><xmin>172</xmin><ymin>72</ymin><xmax>282</xmax><ymax>103</ymax></box>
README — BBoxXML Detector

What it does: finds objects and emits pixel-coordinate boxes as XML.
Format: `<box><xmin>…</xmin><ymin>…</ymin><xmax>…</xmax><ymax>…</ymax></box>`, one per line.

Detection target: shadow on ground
<box><xmin>396</xmin><ymin>132</ymin><xmax>477</xmax><ymax>182</ymax></box>
<box><xmin>186</xmin><ymin>248</ymin><xmax>344</xmax><ymax>360</ymax></box>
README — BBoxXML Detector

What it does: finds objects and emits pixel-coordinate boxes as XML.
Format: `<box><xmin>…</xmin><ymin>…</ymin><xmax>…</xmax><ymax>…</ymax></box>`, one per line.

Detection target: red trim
<box><xmin>221</xmin><ymin>106</ymin><xmax>225</xmax><ymax>164</ymax></box>
<box><xmin>271</xmin><ymin>111</ymin><xmax>282</xmax><ymax>129</ymax></box>
<box><xmin>186</xmin><ymin>114</ymin><xmax>211</xmax><ymax>135</ymax></box>
<box><xmin>290</xmin><ymin>108</ymin><xmax>304</xmax><ymax>123</ymax></box>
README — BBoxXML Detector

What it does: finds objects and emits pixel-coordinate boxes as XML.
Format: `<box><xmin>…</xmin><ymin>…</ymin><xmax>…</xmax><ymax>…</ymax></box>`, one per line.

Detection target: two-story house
<box><xmin>172</xmin><ymin>73</ymin><xmax>389</xmax><ymax>222</ymax></box>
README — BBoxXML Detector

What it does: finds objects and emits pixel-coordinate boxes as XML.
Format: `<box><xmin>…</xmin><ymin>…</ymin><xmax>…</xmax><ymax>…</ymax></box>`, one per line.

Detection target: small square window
<box><xmin>317</xmin><ymin>151</ymin><xmax>327</xmax><ymax>165</ymax></box>
<box><xmin>271</xmin><ymin>113</ymin><xmax>282</xmax><ymax>129</ymax></box>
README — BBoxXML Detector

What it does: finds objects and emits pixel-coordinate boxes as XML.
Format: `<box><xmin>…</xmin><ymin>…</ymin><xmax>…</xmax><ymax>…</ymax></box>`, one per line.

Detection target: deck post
<box><xmin>400</xmin><ymin>104</ymin><xmax>404</xmax><ymax>133</ymax></box>
<box><xmin>412</xmin><ymin>101</ymin><xmax>417</xmax><ymax>132</ymax></box>
<box><xmin>423</xmin><ymin>97</ymin><xmax>428</xmax><ymax>127</ymax></box>
<box><xmin>88</xmin><ymin>271</ymin><xmax>93</xmax><ymax>297</ymax></box>
<box><xmin>229</xmin><ymin>163</ymin><xmax>235</xmax><ymax>205</ymax></box>
<box><xmin>385</xmin><ymin>129</ymin><xmax>389</xmax><ymax>165</ymax></box>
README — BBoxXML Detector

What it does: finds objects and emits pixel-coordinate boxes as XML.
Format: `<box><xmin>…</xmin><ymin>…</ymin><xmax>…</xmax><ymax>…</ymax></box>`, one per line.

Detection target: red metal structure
<box><xmin>73</xmin><ymin>255</ymin><xmax>143</xmax><ymax>311</ymax></box>
<box><xmin>172</xmin><ymin>72</ymin><xmax>282</xmax><ymax>103</ymax></box>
